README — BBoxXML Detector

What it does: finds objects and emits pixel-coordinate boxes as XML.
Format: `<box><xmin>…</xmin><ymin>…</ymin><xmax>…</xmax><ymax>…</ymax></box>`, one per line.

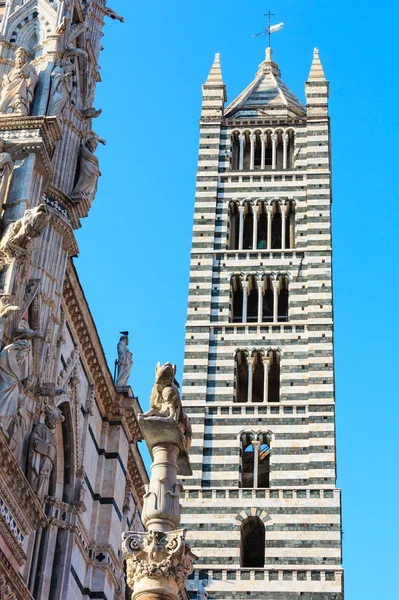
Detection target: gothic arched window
<box><xmin>277</xmin><ymin>276</ymin><xmax>289</xmax><ymax>322</ymax></box>
<box><xmin>246</xmin><ymin>275</ymin><xmax>258</xmax><ymax>323</ymax></box>
<box><xmin>231</xmin><ymin>276</ymin><xmax>243</xmax><ymax>323</ymax></box>
<box><xmin>240</xmin><ymin>432</ymin><xmax>271</xmax><ymax>488</ymax></box>
<box><xmin>235</xmin><ymin>351</ymin><xmax>248</xmax><ymax>403</ymax></box>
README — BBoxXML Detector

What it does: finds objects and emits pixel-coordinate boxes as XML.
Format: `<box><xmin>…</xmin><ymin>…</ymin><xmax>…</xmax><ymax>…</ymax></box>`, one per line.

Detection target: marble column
<box><xmin>282</xmin><ymin>133</ymin><xmax>289</xmax><ymax>170</ymax></box>
<box><xmin>249</xmin><ymin>133</ymin><xmax>256</xmax><ymax>170</ymax></box>
<box><xmin>239</xmin><ymin>134</ymin><xmax>245</xmax><ymax>171</ymax></box>
<box><xmin>252</xmin><ymin>439</ymin><xmax>261</xmax><ymax>488</ymax></box>
<box><xmin>271</xmin><ymin>133</ymin><xmax>277</xmax><ymax>170</ymax></box>
<box><xmin>247</xmin><ymin>356</ymin><xmax>254</xmax><ymax>403</ymax></box>
<box><xmin>258</xmin><ymin>280</ymin><xmax>263</xmax><ymax>322</ymax></box>
<box><xmin>272</xmin><ymin>279</ymin><xmax>280</xmax><ymax>323</ymax></box>
<box><xmin>252</xmin><ymin>204</ymin><xmax>259</xmax><ymax>249</ymax></box>
<box><xmin>281</xmin><ymin>204</ymin><xmax>288</xmax><ymax>250</ymax></box>
<box><xmin>122</xmin><ymin>363</ymin><xmax>195</xmax><ymax>600</ymax></box>
<box><xmin>260</xmin><ymin>134</ymin><xmax>267</xmax><ymax>170</ymax></box>
<box><xmin>266</xmin><ymin>205</ymin><xmax>273</xmax><ymax>250</ymax></box>
<box><xmin>242</xmin><ymin>280</ymin><xmax>249</xmax><ymax>323</ymax></box>
<box><xmin>262</xmin><ymin>356</ymin><xmax>270</xmax><ymax>403</ymax></box>
<box><xmin>238</xmin><ymin>206</ymin><xmax>245</xmax><ymax>250</ymax></box>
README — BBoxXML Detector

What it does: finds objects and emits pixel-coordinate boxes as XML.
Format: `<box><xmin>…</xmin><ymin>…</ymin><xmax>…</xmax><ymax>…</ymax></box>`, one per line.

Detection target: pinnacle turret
<box><xmin>201</xmin><ymin>53</ymin><xmax>226</xmax><ymax>121</ymax></box>
<box><xmin>305</xmin><ymin>47</ymin><xmax>329</xmax><ymax>116</ymax></box>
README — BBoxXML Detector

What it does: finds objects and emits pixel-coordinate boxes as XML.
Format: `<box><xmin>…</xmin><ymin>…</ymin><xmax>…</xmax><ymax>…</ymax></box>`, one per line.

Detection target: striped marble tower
<box><xmin>180</xmin><ymin>47</ymin><xmax>344</xmax><ymax>599</ymax></box>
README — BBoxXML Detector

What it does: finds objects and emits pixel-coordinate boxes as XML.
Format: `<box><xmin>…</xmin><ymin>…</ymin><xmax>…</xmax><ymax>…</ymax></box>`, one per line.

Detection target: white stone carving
<box><xmin>0</xmin><ymin>47</ymin><xmax>38</xmax><ymax>116</ymax></box>
<box><xmin>7</xmin><ymin>375</ymin><xmax>37</xmax><ymax>464</ymax></box>
<box><xmin>115</xmin><ymin>333</ymin><xmax>133</xmax><ymax>387</ymax></box>
<box><xmin>122</xmin><ymin>529</ymin><xmax>195</xmax><ymax>599</ymax></box>
<box><xmin>0</xmin><ymin>204</ymin><xmax>50</xmax><ymax>250</ymax></box>
<box><xmin>71</xmin><ymin>137</ymin><xmax>101</xmax><ymax>201</ymax></box>
<box><xmin>47</xmin><ymin>60</ymin><xmax>73</xmax><ymax>116</ymax></box>
<box><xmin>0</xmin><ymin>340</ymin><xmax>29</xmax><ymax>435</ymax></box>
<box><xmin>0</xmin><ymin>147</ymin><xmax>13</xmax><ymax>207</ymax></box>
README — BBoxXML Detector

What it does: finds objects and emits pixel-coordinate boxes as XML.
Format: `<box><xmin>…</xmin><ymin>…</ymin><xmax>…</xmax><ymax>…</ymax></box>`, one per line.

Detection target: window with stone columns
<box><xmin>230</xmin><ymin>129</ymin><xmax>295</xmax><ymax>172</ymax></box>
<box><xmin>228</xmin><ymin>199</ymin><xmax>295</xmax><ymax>251</ymax></box>
<box><xmin>230</xmin><ymin>275</ymin><xmax>289</xmax><ymax>323</ymax></box>
<box><xmin>240</xmin><ymin>431</ymin><xmax>272</xmax><ymax>489</ymax></box>
<box><xmin>240</xmin><ymin>516</ymin><xmax>266</xmax><ymax>567</ymax></box>
<box><xmin>235</xmin><ymin>349</ymin><xmax>281</xmax><ymax>403</ymax></box>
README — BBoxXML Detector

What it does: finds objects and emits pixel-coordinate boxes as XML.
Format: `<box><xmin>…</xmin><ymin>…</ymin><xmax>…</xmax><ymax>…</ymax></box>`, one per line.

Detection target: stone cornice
<box><xmin>62</xmin><ymin>262</ymin><xmax>143</xmax><ymax>443</ymax></box>
<box><xmin>0</xmin><ymin>548</ymin><xmax>33</xmax><ymax>600</ymax></box>
<box><xmin>0</xmin><ymin>429</ymin><xmax>47</xmax><ymax>538</ymax></box>
<box><xmin>0</xmin><ymin>115</ymin><xmax>62</xmax><ymax>158</ymax></box>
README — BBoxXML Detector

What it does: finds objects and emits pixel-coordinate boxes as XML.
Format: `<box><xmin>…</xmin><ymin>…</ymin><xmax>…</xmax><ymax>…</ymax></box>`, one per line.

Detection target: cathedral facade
<box><xmin>0</xmin><ymin>1</ymin><xmax>147</xmax><ymax>599</ymax></box>
<box><xmin>180</xmin><ymin>48</ymin><xmax>344</xmax><ymax>598</ymax></box>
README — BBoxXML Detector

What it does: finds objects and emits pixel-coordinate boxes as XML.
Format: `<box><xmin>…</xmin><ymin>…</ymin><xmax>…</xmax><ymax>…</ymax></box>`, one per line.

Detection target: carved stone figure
<box><xmin>116</xmin><ymin>333</ymin><xmax>133</xmax><ymax>387</ymax></box>
<box><xmin>0</xmin><ymin>340</ymin><xmax>29</xmax><ymax>434</ymax></box>
<box><xmin>104</xmin><ymin>6</ymin><xmax>124</xmax><ymax>22</ymax></box>
<box><xmin>0</xmin><ymin>47</ymin><xmax>38</xmax><ymax>115</ymax></box>
<box><xmin>145</xmin><ymin>362</ymin><xmax>192</xmax><ymax>453</ymax></box>
<box><xmin>0</xmin><ymin>145</ymin><xmax>13</xmax><ymax>205</ymax></box>
<box><xmin>0</xmin><ymin>204</ymin><xmax>50</xmax><ymax>250</ymax></box>
<box><xmin>198</xmin><ymin>580</ymin><xmax>209</xmax><ymax>600</ymax></box>
<box><xmin>71</xmin><ymin>137</ymin><xmax>101</xmax><ymax>200</ymax></box>
<box><xmin>7</xmin><ymin>374</ymin><xmax>36</xmax><ymax>463</ymax></box>
<box><xmin>28</xmin><ymin>407</ymin><xmax>64</xmax><ymax>500</ymax></box>
<box><xmin>47</xmin><ymin>60</ymin><xmax>73</xmax><ymax>116</ymax></box>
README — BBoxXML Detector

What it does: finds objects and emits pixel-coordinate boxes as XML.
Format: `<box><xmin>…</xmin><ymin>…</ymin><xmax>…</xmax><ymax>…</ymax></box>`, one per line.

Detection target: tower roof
<box><xmin>204</xmin><ymin>52</ymin><xmax>224</xmax><ymax>87</ymax></box>
<box><xmin>224</xmin><ymin>48</ymin><xmax>305</xmax><ymax>119</ymax></box>
<box><xmin>307</xmin><ymin>47</ymin><xmax>326</xmax><ymax>81</ymax></box>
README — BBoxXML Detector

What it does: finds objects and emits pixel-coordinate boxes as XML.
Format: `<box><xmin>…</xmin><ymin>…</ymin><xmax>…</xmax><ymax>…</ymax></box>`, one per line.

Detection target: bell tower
<box><xmin>180</xmin><ymin>46</ymin><xmax>344</xmax><ymax>599</ymax></box>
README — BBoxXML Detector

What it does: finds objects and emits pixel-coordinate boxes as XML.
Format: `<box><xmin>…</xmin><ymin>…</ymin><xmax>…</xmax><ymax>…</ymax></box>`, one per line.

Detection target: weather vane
<box><xmin>252</xmin><ymin>11</ymin><xmax>284</xmax><ymax>48</ymax></box>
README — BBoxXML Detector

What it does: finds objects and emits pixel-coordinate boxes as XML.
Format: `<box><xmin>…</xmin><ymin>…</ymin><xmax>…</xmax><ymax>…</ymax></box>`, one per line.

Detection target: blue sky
<box><xmin>75</xmin><ymin>1</ymin><xmax>399</xmax><ymax>598</ymax></box>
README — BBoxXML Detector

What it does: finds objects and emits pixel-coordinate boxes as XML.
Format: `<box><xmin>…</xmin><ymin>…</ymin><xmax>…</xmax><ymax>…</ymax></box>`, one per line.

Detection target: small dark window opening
<box><xmin>236</xmin><ymin>351</ymin><xmax>248</xmax><ymax>403</ymax></box>
<box><xmin>232</xmin><ymin>277</ymin><xmax>243</xmax><ymax>323</ymax></box>
<box><xmin>269</xmin><ymin>350</ymin><xmax>280</xmax><ymax>403</ymax></box>
<box><xmin>271</xmin><ymin>210</ymin><xmax>282</xmax><ymax>249</ymax></box>
<box><xmin>240</xmin><ymin>517</ymin><xmax>265</xmax><ymax>567</ymax></box>
<box><xmin>243</xmin><ymin>206</ymin><xmax>253</xmax><ymax>249</ymax></box>
<box><xmin>278</xmin><ymin>278</ymin><xmax>289</xmax><ymax>322</ymax></box>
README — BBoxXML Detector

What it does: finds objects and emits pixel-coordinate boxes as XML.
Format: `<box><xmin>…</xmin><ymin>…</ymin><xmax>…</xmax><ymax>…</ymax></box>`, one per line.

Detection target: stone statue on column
<box><xmin>71</xmin><ymin>137</ymin><xmax>102</xmax><ymax>201</ymax></box>
<box><xmin>115</xmin><ymin>332</ymin><xmax>133</xmax><ymax>387</ymax></box>
<box><xmin>0</xmin><ymin>47</ymin><xmax>38</xmax><ymax>116</ymax></box>
<box><xmin>0</xmin><ymin>340</ymin><xmax>29</xmax><ymax>435</ymax></box>
<box><xmin>122</xmin><ymin>362</ymin><xmax>195</xmax><ymax>600</ymax></box>
<box><xmin>28</xmin><ymin>407</ymin><xmax>64</xmax><ymax>500</ymax></box>
<box><xmin>47</xmin><ymin>59</ymin><xmax>73</xmax><ymax>116</ymax></box>
<box><xmin>7</xmin><ymin>374</ymin><xmax>37</xmax><ymax>464</ymax></box>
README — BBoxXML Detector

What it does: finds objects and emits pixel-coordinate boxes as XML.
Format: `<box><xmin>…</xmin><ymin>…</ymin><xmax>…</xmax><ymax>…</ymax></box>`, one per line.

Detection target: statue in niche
<box><xmin>197</xmin><ymin>580</ymin><xmax>209</xmax><ymax>600</ymax></box>
<box><xmin>28</xmin><ymin>407</ymin><xmax>64</xmax><ymax>500</ymax></box>
<box><xmin>0</xmin><ymin>339</ymin><xmax>29</xmax><ymax>435</ymax></box>
<box><xmin>47</xmin><ymin>60</ymin><xmax>73</xmax><ymax>116</ymax></box>
<box><xmin>0</xmin><ymin>47</ymin><xmax>38</xmax><ymax>116</ymax></box>
<box><xmin>7</xmin><ymin>374</ymin><xmax>37</xmax><ymax>464</ymax></box>
<box><xmin>71</xmin><ymin>137</ymin><xmax>102</xmax><ymax>201</ymax></box>
<box><xmin>0</xmin><ymin>203</ymin><xmax>50</xmax><ymax>250</ymax></box>
<box><xmin>115</xmin><ymin>332</ymin><xmax>133</xmax><ymax>387</ymax></box>
<box><xmin>0</xmin><ymin>142</ymin><xmax>13</xmax><ymax>206</ymax></box>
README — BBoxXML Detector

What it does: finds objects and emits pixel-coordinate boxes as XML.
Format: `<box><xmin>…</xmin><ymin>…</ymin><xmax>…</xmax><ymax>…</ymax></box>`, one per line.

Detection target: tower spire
<box><xmin>307</xmin><ymin>47</ymin><xmax>326</xmax><ymax>81</ymax></box>
<box><xmin>201</xmin><ymin>53</ymin><xmax>226</xmax><ymax>120</ymax></box>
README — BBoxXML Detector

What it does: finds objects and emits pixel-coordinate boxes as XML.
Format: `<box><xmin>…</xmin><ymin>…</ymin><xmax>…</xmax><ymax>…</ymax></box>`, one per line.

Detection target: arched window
<box><xmin>252</xmin><ymin>351</ymin><xmax>264</xmax><ymax>403</ymax></box>
<box><xmin>254</xmin><ymin>131</ymin><xmax>262</xmax><ymax>168</ymax></box>
<box><xmin>246</xmin><ymin>276</ymin><xmax>258</xmax><ymax>323</ymax></box>
<box><xmin>277</xmin><ymin>276</ymin><xmax>289</xmax><ymax>322</ymax></box>
<box><xmin>271</xmin><ymin>203</ymin><xmax>282</xmax><ymax>249</ymax></box>
<box><xmin>231</xmin><ymin>132</ymin><xmax>240</xmax><ymax>170</ymax></box>
<box><xmin>268</xmin><ymin>350</ymin><xmax>281</xmax><ymax>403</ymax></box>
<box><xmin>240</xmin><ymin>517</ymin><xmax>265</xmax><ymax>567</ymax></box>
<box><xmin>240</xmin><ymin>432</ymin><xmax>271</xmax><ymax>489</ymax></box>
<box><xmin>235</xmin><ymin>351</ymin><xmax>248</xmax><ymax>403</ymax></box>
<box><xmin>231</xmin><ymin>276</ymin><xmax>243</xmax><ymax>322</ymax></box>
<box><xmin>257</xmin><ymin>201</ymin><xmax>267</xmax><ymax>249</ymax></box>
<box><xmin>262</xmin><ymin>276</ymin><xmax>274</xmax><ymax>322</ymax></box>
<box><xmin>242</xmin><ymin>132</ymin><xmax>250</xmax><ymax>170</ymax></box>
<box><xmin>229</xmin><ymin>202</ymin><xmax>239</xmax><ymax>250</ymax></box>
<box><xmin>287</xmin><ymin>200</ymin><xmax>296</xmax><ymax>249</ymax></box>
<box><xmin>243</xmin><ymin>203</ymin><xmax>253</xmax><ymax>250</ymax></box>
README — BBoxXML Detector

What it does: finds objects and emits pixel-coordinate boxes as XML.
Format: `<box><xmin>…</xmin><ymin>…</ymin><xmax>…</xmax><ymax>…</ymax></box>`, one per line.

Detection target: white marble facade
<box><xmin>0</xmin><ymin>2</ymin><xmax>148</xmax><ymax>600</ymax></box>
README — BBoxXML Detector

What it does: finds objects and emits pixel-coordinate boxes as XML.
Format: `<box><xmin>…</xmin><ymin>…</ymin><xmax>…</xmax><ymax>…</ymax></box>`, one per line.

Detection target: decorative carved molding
<box><xmin>0</xmin><ymin>547</ymin><xmax>33</xmax><ymax>600</ymax></box>
<box><xmin>0</xmin><ymin>429</ymin><xmax>47</xmax><ymax>555</ymax></box>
